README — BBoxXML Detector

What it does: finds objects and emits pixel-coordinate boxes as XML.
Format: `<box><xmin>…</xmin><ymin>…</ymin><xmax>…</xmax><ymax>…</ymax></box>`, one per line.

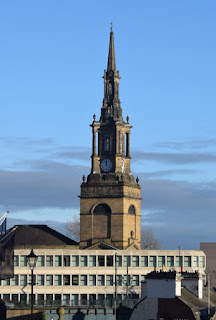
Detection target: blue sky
<box><xmin>0</xmin><ymin>1</ymin><xmax>216</xmax><ymax>249</ymax></box>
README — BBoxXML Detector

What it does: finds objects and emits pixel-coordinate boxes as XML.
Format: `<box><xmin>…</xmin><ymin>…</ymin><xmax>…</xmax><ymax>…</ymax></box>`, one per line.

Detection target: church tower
<box><xmin>79</xmin><ymin>26</ymin><xmax>141</xmax><ymax>250</ymax></box>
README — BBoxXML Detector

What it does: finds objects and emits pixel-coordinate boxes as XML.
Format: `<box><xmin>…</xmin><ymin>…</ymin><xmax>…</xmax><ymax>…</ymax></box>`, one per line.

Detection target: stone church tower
<box><xmin>79</xmin><ymin>26</ymin><xmax>141</xmax><ymax>250</ymax></box>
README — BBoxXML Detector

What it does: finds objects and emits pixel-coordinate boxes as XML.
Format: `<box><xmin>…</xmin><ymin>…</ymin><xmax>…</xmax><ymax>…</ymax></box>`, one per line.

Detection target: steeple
<box><xmin>107</xmin><ymin>23</ymin><xmax>116</xmax><ymax>72</ymax></box>
<box><xmin>101</xmin><ymin>24</ymin><xmax>122</xmax><ymax>123</ymax></box>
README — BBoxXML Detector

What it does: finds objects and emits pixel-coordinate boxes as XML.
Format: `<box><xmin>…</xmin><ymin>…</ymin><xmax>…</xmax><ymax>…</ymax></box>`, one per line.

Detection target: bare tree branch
<box><xmin>64</xmin><ymin>213</ymin><xmax>80</xmax><ymax>241</ymax></box>
<box><xmin>141</xmin><ymin>227</ymin><xmax>161</xmax><ymax>250</ymax></box>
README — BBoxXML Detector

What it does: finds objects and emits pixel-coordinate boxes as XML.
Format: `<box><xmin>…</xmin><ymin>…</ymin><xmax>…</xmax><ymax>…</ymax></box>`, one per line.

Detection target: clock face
<box><xmin>100</xmin><ymin>159</ymin><xmax>112</xmax><ymax>172</ymax></box>
<box><xmin>121</xmin><ymin>159</ymin><xmax>125</xmax><ymax>172</ymax></box>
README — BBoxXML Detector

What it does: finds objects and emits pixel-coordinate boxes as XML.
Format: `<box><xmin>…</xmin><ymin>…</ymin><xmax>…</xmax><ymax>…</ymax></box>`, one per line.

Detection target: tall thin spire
<box><xmin>107</xmin><ymin>22</ymin><xmax>116</xmax><ymax>72</ymax></box>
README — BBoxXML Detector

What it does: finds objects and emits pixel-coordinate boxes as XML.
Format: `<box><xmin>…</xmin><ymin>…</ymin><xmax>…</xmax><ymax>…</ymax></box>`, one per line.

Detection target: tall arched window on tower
<box><xmin>120</xmin><ymin>133</ymin><xmax>124</xmax><ymax>154</ymax></box>
<box><xmin>93</xmin><ymin>203</ymin><xmax>111</xmax><ymax>239</ymax></box>
<box><xmin>104</xmin><ymin>133</ymin><xmax>110</xmax><ymax>152</ymax></box>
<box><xmin>128</xmin><ymin>205</ymin><xmax>136</xmax><ymax>215</ymax></box>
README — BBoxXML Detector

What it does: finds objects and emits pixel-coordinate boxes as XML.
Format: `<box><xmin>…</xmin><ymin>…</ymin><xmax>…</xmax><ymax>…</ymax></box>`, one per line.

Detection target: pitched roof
<box><xmin>1</xmin><ymin>225</ymin><xmax>78</xmax><ymax>249</ymax></box>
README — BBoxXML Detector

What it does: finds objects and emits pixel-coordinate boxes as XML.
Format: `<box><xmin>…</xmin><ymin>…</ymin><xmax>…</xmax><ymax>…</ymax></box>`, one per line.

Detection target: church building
<box><xmin>80</xmin><ymin>25</ymin><xmax>141</xmax><ymax>250</ymax></box>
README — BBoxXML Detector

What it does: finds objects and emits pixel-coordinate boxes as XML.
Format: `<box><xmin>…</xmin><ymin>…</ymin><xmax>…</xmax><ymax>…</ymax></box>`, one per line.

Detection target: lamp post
<box><xmin>27</xmin><ymin>249</ymin><xmax>38</xmax><ymax>320</ymax></box>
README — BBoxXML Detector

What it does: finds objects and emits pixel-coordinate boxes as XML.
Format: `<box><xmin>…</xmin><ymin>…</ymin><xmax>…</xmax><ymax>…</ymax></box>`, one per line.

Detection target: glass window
<box><xmin>158</xmin><ymin>256</ymin><xmax>165</xmax><ymax>267</ymax></box>
<box><xmin>55</xmin><ymin>256</ymin><xmax>62</xmax><ymax>267</ymax></box>
<box><xmin>167</xmin><ymin>256</ymin><xmax>174</xmax><ymax>267</ymax></box>
<box><xmin>98</xmin><ymin>256</ymin><xmax>105</xmax><ymax>267</ymax></box>
<box><xmin>80</xmin><ymin>275</ymin><xmax>87</xmax><ymax>286</ymax></box>
<box><xmin>106</xmin><ymin>275</ymin><xmax>113</xmax><ymax>286</ymax></box>
<box><xmin>63</xmin><ymin>294</ymin><xmax>70</xmax><ymax>305</ymax></box>
<box><xmin>63</xmin><ymin>275</ymin><xmax>70</xmax><ymax>286</ymax></box>
<box><xmin>141</xmin><ymin>275</ymin><xmax>145</xmax><ymax>282</ymax></box>
<box><xmin>89</xmin><ymin>275</ymin><xmax>96</xmax><ymax>286</ymax></box>
<box><xmin>12</xmin><ymin>294</ymin><xmax>18</xmax><ymax>302</ymax></box>
<box><xmin>46</xmin><ymin>275</ymin><xmax>53</xmax><ymax>286</ymax></box>
<box><xmin>89</xmin><ymin>256</ymin><xmax>96</xmax><ymax>267</ymax></box>
<box><xmin>123</xmin><ymin>256</ymin><xmax>131</xmax><ymax>267</ymax></box>
<box><xmin>132</xmin><ymin>275</ymin><xmax>139</xmax><ymax>286</ymax></box>
<box><xmin>20</xmin><ymin>255</ymin><xmax>27</xmax><ymax>267</ymax></box>
<box><xmin>38</xmin><ymin>275</ymin><xmax>44</xmax><ymax>286</ymax></box>
<box><xmin>80</xmin><ymin>256</ymin><xmax>87</xmax><ymax>267</ymax></box>
<box><xmin>184</xmin><ymin>256</ymin><xmax>191</xmax><ymax>267</ymax></box>
<box><xmin>46</xmin><ymin>256</ymin><xmax>53</xmax><ymax>267</ymax></box>
<box><xmin>176</xmin><ymin>256</ymin><xmax>183</xmax><ymax>267</ymax></box>
<box><xmin>72</xmin><ymin>275</ymin><xmax>79</xmax><ymax>286</ymax></box>
<box><xmin>199</xmin><ymin>256</ymin><xmax>205</xmax><ymax>267</ymax></box>
<box><xmin>72</xmin><ymin>294</ymin><xmax>79</xmax><ymax>306</ymax></box>
<box><xmin>29</xmin><ymin>275</ymin><xmax>36</xmax><ymax>284</ymax></box>
<box><xmin>117</xmin><ymin>275</ymin><xmax>123</xmax><ymax>286</ymax></box>
<box><xmin>11</xmin><ymin>275</ymin><xmax>19</xmax><ymax>286</ymax></box>
<box><xmin>116</xmin><ymin>256</ymin><xmax>122</xmax><ymax>267</ymax></box>
<box><xmin>38</xmin><ymin>294</ymin><xmax>44</xmax><ymax>303</ymax></box>
<box><xmin>149</xmin><ymin>256</ymin><xmax>156</xmax><ymax>267</ymax></box>
<box><xmin>37</xmin><ymin>256</ymin><xmax>45</xmax><ymax>267</ymax></box>
<box><xmin>107</xmin><ymin>256</ymin><xmax>113</xmax><ymax>267</ymax></box>
<box><xmin>55</xmin><ymin>275</ymin><xmax>62</xmax><ymax>286</ymax></box>
<box><xmin>98</xmin><ymin>275</ymin><xmax>105</xmax><ymax>286</ymax></box>
<box><xmin>141</xmin><ymin>256</ymin><xmax>148</xmax><ymax>267</ymax></box>
<box><xmin>193</xmin><ymin>256</ymin><xmax>199</xmax><ymax>267</ymax></box>
<box><xmin>20</xmin><ymin>275</ymin><xmax>27</xmax><ymax>286</ymax></box>
<box><xmin>14</xmin><ymin>255</ymin><xmax>19</xmax><ymax>267</ymax></box>
<box><xmin>63</xmin><ymin>255</ymin><xmax>70</xmax><ymax>267</ymax></box>
<box><xmin>72</xmin><ymin>255</ymin><xmax>79</xmax><ymax>267</ymax></box>
<box><xmin>132</xmin><ymin>256</ymin><xmax>139</xmax><ymax>267</ymax></box>
<box><xmin>3</xmin><ymin>279</ymin><xmax>10</xmax><ymax>286</ymax></box>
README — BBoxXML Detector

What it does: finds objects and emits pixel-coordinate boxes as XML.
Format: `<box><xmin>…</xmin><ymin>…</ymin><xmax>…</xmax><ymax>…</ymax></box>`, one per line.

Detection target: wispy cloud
<box><xmin>155</xmin><ymin>138</ymin><xmax>216</xmax><ymax>150</ymax></box>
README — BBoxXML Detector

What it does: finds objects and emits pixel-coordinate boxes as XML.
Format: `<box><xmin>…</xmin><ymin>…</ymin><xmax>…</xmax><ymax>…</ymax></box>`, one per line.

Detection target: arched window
<box><xmin>93</xmin><ymin>203</ymin><xmax>111</xmax><ymax>214</ymax></box>
<box><xmin>128</xmin><ymin>205</ymin><xmax>136</xmax><ymax>215</ymax></box>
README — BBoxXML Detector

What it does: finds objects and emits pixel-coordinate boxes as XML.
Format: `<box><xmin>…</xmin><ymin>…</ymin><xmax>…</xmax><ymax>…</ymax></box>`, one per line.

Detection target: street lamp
<box><xmin>27</xmin><ymin>249</ymin><xmax>38</xmax><ymax>320</ymax></box>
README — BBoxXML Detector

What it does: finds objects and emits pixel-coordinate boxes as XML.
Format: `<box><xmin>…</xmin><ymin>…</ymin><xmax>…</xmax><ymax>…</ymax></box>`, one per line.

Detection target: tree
<box><xmin>64</xmin><ymin>213</ymin><xmax>80</xmax><ymax>242</ymax></box>
<box><xmin>141</xmin><ymin>227</ymin><xmax>161</xmax><ymax>250</ymax></box>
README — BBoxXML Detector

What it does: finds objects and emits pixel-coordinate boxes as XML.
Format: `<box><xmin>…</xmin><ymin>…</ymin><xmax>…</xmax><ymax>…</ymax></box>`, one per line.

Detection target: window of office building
<box><xmin>46</xmin><ymin>256</ymin><xmax>53</xmax><ymax>267</ymax></box>
<box><xmin>20</xmin><ymin>275</ymin><xmax>27</xmax><ymax>286</ymax></box>
<box><xmin>72</xmin><ymin>255</ymin><xmax>79</xmax><ymax>267</ymax></box>
<box><xmin>167</xmin><ymin>256</ymin><xmax>174</xmax><ymax>267</ymax></box>
<box><xmin>63</xmin><ymin>275</ymin><xmax>70</xmax><ymax>286</ymax></box>
<box><xmin>132</xmin><ymin>256</ymin><xmax>139</xmax><ymax>267</ymax></box>
<box><xmin>199</xmin><ymin>256</ymin><xmax>205</xmax><ymax>267</ymax></box>
<box><xmin>149</xmin><ymin>256</ymin><xmax>156</xmax><ymax>267</ymax></box>
<box><xmin>132</xmin><ymin>275</ymin><xmax>139</xmax><ymax>286</ymax></box>
<box><xmin>63</xmin><ymin>294</ymin><xmax>70</xmax><ymax>305</ymax></box>
<box><xmin>72</xmin><ymin>275</ymin><xmax>79</xmax><ymax>286</ymax></box>
<box><xmin>98</xmin><ymin>256</ymin><xmax>105</xmax><ymax>267</ymax></box>
<box><xmin>37</xmin><ymin>255</ymin><xmax>45</xmax><ymax>267</ymax></box>
<box><xmin>38</xmin><ymin>275</ymin><xmax>44</xmax><ymax>286</ymax></box>
<box><xmin>89</xmin><ymin>256</ymin><xmax>96</xmax><ymax>267</ymax></box>
<box><xmin>46</xmin><ymin>275</ymin><xmax>53</xmax><ymax>286</ymax></box>
<box><xmin>29</xmin><ymin>275</ymin><xmax>36</xmax><ymax>284</ymax></box>
<box><xmin>89</xmin><ymin>275</ymin><xmax>96</xmax><ymax>286</ymax></box>
<box><xmin>123</xmin><ymin>256</ymin><xmax>131</xmax><ymax>267</ymax></box>
<box><xmin>55</xmin><ymin>275</ymin><xmax>62</xmax><ymax>286</ymax></box>
<box><xmin>72</xmin><ymin>294</ymin><xmax>79</xmax><ymax>306</ymax></box>
<box><xmin>81</xmin><ymin>294</ymin><xmax>87</xmax><ymax>305</ymax></box>
<box><xmin>12</xmin><ymin>294</ymin><xmax>18</xmax><ymax>302</ymax></box>
<box><xmin>107</xmin><ymin>255</ymin><xmax>113</xmax><ymax>267</ymax></box>
<box><xmin>141</xmin><ymin>275</ymin><xmax>145</xmax><ymax>282</ymax></box>
<box><xmin>116</xmin><ymin>255</ymin><xmax>122</xmax><ymax>267</ymax></box>
<box><xmin>117</xmin><ymin>275</ymin><xmax>123</xmax><ymax>286</ymax></box>
<box><xmin>141</xmin><ymin>256</ymin><xmax>148</xmax><ymax>267</ymax></box>
<box><xmin>80</xmin><ymin>256</ymin><xmax>87</xmax><ymax>267</ymax></box>
<box><xmin>98</xmin><ymin>275</ymin><xmax>105</xmax><ymax>286</ymax></box>
<box><xmin>158</xmin><ymin>256</ymin><xmax>165</xmax><ymax>267</ymax></box>
<box><xmin>11</xmin><ymin>275</ymin><xmax>18</xmax><ymax>286</ymax></box>
<box><xmin>38</xmin><ymin>294</ymin><xmax>44</xmax><ymax>304</ymax></box>
<box><xmin>80</xmin><ymin>275</ymin><xmax>87</xmax><ymax>286</ymax></box>
<box><xmin>184</xmin><ymin>256</ymin><xmax>191</xmax><ymax>267</ymax></box>
<box><xmin>63</xmin><ymin>255</ymin><xmax>70</xmax><ymax>267</ymax></box>
<box><xmin>55</xmin><ymin>256</ymin><xmax>62</xmax><ymax>267</ymax></box>
<box><xmin>193</xmin><ymin>256</ymin><xmax>199</xmax><ymax>267</ymax></box>
<box><xmin>106</xmin><ymin>275</ymin><xmax>113</xmax><ymax>286</ymax></box>
<box><xmin>3</xmin><ymin>279</ymin><xmax>10</xmax><ymax>286</ymax></box>
<box><xmin>20</xmin><ymin>255</ymin><xmax>27</xmax><ymax>267</ymax></box>
<box><xmin>14</xmin><ymin>255</ymin><xmax>19</xmax><ymax>267</ymax></box>
<box><xmin>176</xmin><ymin>256</ymin><xmax>183</xmax><ymax>267</ymax></box>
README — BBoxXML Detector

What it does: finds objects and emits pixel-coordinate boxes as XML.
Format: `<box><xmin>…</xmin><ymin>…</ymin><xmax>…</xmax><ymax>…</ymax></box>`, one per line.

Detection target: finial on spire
<box><xmin>110</xmin><ymin>22</ymin><xmax>113</xmax><ymax>32</ymax></box>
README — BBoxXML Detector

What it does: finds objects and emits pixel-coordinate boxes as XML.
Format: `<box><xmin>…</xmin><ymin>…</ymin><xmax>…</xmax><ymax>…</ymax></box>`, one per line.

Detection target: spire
<box><xmin>107</xmin><ymin>22</ymin><xmax>116</xmax><ymax>72</ymax></box>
